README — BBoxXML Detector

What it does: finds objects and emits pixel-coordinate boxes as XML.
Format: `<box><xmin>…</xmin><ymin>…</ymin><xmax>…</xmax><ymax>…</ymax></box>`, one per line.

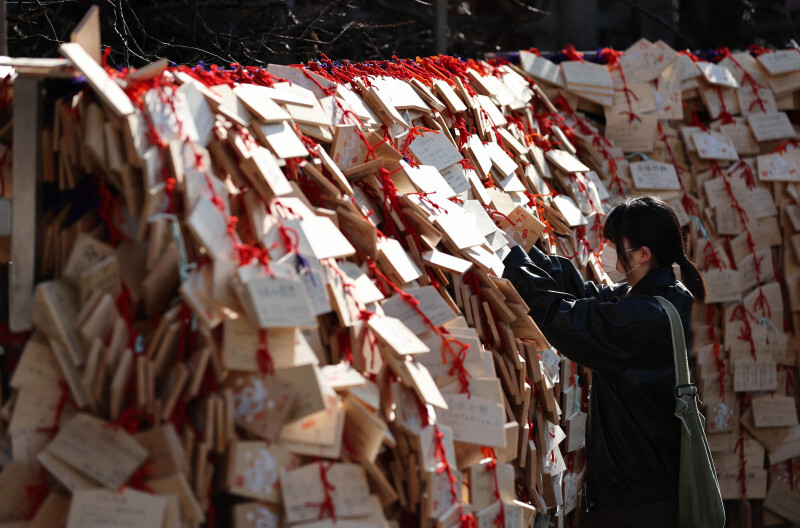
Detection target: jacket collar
<box><xmin>627</xmin><ymin>265</ymin><xmax>676</xmax><ymax>296</ymax></box>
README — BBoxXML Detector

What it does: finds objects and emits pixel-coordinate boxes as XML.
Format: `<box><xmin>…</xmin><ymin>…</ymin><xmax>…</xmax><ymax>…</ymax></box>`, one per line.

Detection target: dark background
<box><xmin>4</xmin><ymin>0</ymin><xmax>800</xmax><ymax>68</ymax></box>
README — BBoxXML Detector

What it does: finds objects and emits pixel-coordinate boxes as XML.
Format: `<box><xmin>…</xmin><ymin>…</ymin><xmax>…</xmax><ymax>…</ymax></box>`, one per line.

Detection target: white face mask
<box><xmin>600</xmin><ymin>244</ymin><xmax>641</xmax><ymax>284</ymax></box>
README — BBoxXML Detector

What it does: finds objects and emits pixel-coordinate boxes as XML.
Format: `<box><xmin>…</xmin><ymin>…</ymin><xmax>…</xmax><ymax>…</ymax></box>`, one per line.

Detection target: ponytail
<box><xmin>676</xmin><ymin>255</ymin><xmax>707</xmax><ymax>303</ymax></box>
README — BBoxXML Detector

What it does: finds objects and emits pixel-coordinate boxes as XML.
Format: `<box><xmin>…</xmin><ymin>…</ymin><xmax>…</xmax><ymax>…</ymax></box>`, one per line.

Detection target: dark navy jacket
<box><xmin>503</xmin><ymin>244</ymin><xmax>692</xmax><ymax>510</ymax></box>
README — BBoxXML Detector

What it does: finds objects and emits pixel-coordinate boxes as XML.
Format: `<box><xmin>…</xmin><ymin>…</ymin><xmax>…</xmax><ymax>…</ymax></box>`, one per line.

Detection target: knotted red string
<box><xmin>130</xmin><ymin>72</ymin><xmax>282</xmax><ymax>278</ymax></box>
<box><xmin>408</xmin><ymin>191</ymin><xmax>447</xmax><ymax>215</ymax></box>
<box><xmin>357</xmin><ymin>310</ymin><xmax>380</xmax><ymax>371</ymax></box>
<box><xmin>570</xmin><ymin>173</ymin><xmax>605</xmax><ymax>221</ymax></box>
<box><xmin>555</xmin><ymin>93</ymin><xmax>625</xmax><ymax>194</ymax></box>
<box><xmin>376</xmin><ymin>165</ymin><xmax>422</xmax><ymax>244</ymax></box>
<box><xmin>599</xmin><ymin>47</ymin><xmax>623</xmax><ymax>66</ymax></box>
<box><xmin>300</xmin><ymin>67</ymin><xmax>338</xmax><ymax>98</ymax></box>
<box><xmin>486</xmin><ymin>208</ymin><xmax>513</xmax><ymax>226</ymax></box>
<box><xmin>457</xmin><ymin>158</ymin><xmax>477</xmax><ymax>172</ymax></box>
<box><xmin>400</xmin><ymin>127</ymin><xmax>439</xmax><ymax>158</ymax></box>
<box><xmin>115</xmin><ymin>283</ymin><xmax>138</xmax><ymax>348</ymax></box>
<box><xmin>683</xmin><ymin>99</ymin><xmax>709</xmax><ymax>131</ymax></box>
<box><xmin>95</xmin><ymin>183</ymin><xmax>128</xmax><ymax>247</ymax></box>
<box><xmin>256</xmin><ymin>329</ymin><xmax>274</xmax><ymax>376</ymax></box>
<box><xmin>234</xmin><ymin>244</ymin><xmax>273</xmax><ymax>273</ymax></box>
<box><xmin>25</xmin><ymin>479</ymin><xmax>49</xmax><ymax>520</ymax></box>
<box><xmin>735</xmin><ymin>418</ymin><xmax>748</xmax><ymax>499</ymax></box>
<box><xmin>304</xmin><ymin>461</ymin><xmax>337</xmax><ymax>521</ymax></box>
<box><xmin>336</xmin><ymin>328</ymin><xmax>354</xmax><ymax>365</ymax></box>
<box><xmin>712</xmin><ymin>86</ymin><xmax>735</xmax><ymax>125</ymax></box>
<box><xmin>433</xmin><ymin>423</ymin><xmax>475</xmax><ymax>527</ymax></box>
<box><xmin>35</xmin><ymin>380</ymin><xmax>77</xmax><ymax>440</ymax></box>
<box><xmin>480</xmin><ymin>447</ymin><xmax>506</xmax><ymax>527</ymax></box>
<box><xmin>275</xmin><ymin>217</ymin><xmax>301</xmax><ymax>255</ymax></box>
<box><xmin>729</xmin><ymin>304</ymin><xmax>759</xmax><ymax>360</ymax></box>
<box><xmin>445</xmin><ymin>336</ymin><xmax>473</xmax><ymax>397</ymax></box>
<box><xmin>703</xmin><ymin>240</ymin><xmax>727</xmax><ymax>270</ymax></box>
<box><xmin>600</xmin><ymin>47</ymin><xmax>641</xmax><ymax>123</ymax></box>
<box><xmin>732</xmin><ymin>160</ymin><xmax>757</xmax><ymax>190</ymax></box>
<box><xmin>505</xmin><ymin>113</ymin><xmax>530</xmax><ymax>138</ymax></box>
<box><xmin>712</xmin><ymin>342</ymin><xmax>726</xmax><ymax>400</ymax></box>
<box><xmin>574</xmin><ymin>225</ymin><xmax>596</xmax><ymax>259</ymax></box>
<box><xmin>720</xmin><ymin>48</ymin><xmax>769</xmax><ymax>114</ymax></box>
<box><xmin>524</xmin><ymin>195</ymin><xmax>556</xmax><ymax>241</ymax></box>
<box><xmin>679</xmin><ymin>49</ymin><xmax>702</xmax><ymax>62</ymax></box>
<box><xmin>105</xmin><ymin>407</ymin><xmax>154</xmax><ymax>434</ymax></box>
<box><xmin>714</xmin><ymin>161</ymin><xmax>771</xmax><ymax>319</ymax></box>
<box><xmin>368</xmin><ymin>258</ymin><xmax>472</xmax><ymax>395</ymax></box>
<box><xmin>351</xmin><ymin>125</ymin><xmax>388</xmax><ymax>164</ymax></box>
<box><xmin>562</xmin><ymin>45</ymin><xmax>585</xmax><ymax>62</ymax></box>
<box><xmin>771</xmin><ymin>139</ymin><xmax>800</xmax><ymax>155</ymax></box>
<box><xmin>125</xmin><ymin>464</ymin><xmax>155</xmax><ymax>493</ymax></box>
<box><xmin>292</xmin><ymin>123</ymin><xmax>320</xmax><ymax>155</ymax></box>
<box><xmin>656</xmin><ymin>123</ymin><xmax>696</xmax><ymax>215</ymax></box>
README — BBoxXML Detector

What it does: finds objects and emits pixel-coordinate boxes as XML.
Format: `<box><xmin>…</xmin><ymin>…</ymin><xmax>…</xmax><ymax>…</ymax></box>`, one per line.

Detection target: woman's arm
<box><xmin>519</xmin><ymin>244</ymin><xmax>626</xmax><ymax>301</ymax></box>
<box><xmin>503</xmin><ymin>246</ymin><xmax>657</xmax><ymax>375</ymax></box>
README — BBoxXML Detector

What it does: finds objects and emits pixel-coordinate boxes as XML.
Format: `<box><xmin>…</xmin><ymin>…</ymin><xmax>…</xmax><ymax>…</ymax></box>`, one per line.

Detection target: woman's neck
<box><xmin>625</xmin><ymin>260</ymin><xmax>657</xmax><ymax>288</ymax></box>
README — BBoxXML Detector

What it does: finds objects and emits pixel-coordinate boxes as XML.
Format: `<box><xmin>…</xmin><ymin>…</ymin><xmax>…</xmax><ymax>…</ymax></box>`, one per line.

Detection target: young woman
<box><xmin>502</xmin><ymin>196</ymin><xmax>706</xmax><ymax>528</ymax></box>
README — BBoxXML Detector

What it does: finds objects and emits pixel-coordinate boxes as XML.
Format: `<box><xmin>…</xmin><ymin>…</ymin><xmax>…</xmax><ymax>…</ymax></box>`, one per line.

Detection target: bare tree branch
<box><xmin>6</xmin><ymin>0</ymin><xmax>790</xmax><ymax>68</ymax></box>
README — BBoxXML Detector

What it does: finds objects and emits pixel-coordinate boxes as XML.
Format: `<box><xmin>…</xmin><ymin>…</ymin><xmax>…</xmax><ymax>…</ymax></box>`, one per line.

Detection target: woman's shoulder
<box><xmin>621</xmin><ymin>284</ymin><xmax>692</xmax><ymax>321</ymax></box>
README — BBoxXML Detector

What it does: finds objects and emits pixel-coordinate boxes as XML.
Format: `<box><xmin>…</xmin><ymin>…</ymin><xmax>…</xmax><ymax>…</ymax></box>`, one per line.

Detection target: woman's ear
<box><xmin>639</xmin><ymin>246</ymin><xmax>652</xmax><ymax>264</ymax></box>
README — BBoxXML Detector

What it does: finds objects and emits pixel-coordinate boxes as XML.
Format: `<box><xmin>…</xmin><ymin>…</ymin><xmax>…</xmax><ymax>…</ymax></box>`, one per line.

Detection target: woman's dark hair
<box><xmin>603</xmin><ymin>196</ymin><xmax>707</xmax><ymax>301</ymax></box>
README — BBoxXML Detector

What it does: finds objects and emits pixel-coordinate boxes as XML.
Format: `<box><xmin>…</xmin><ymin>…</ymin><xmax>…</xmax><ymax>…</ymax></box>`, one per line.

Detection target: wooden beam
<box><xmin>70</xmin><ymin>5</ymin><xmax>102</xmax><ymax>65</ymax></box>
<box><xmin>59</xmin><ymin>43</ymin><xmax>135</xmax><ymax>117</ymax></box>
<box><xmin>9</xmin><ymin>75</ymin><xmax>41</xmax><ymax>331</ymax></box>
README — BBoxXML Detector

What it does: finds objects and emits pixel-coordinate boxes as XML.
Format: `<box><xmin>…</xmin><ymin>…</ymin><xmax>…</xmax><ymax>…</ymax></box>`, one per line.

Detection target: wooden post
<box><xmin>434</xmin><ymin>0</ymin><xmax>447</xmax><ymax>55</ymax></box>
<box><xmin>9</xmin><ymin>75</ymin><xmax>41</xmax><ymax>331</ymax></box>
<box><xmin>0</xmin><ymin>0</ymin><xmax>6</xmax><ymax>56</ymax></box>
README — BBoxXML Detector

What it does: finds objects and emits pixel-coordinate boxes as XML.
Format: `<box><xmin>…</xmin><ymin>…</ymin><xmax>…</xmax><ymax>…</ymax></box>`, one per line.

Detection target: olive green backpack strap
<box><xmin>654</xmin><ymin>296</ymin><xmax>725</xmax><ymax>528</ymax></box>
<box><xmin>654</xmin><ymin>296</ymin><xmax>691</xmax><ymax>391</ymax></box>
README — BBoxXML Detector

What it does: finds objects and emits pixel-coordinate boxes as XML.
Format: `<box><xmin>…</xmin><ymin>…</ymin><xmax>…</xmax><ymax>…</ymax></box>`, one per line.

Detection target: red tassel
<box><xmin>256</xmin><ymin>329</ymin><xmax>275</xmax><ymax>376</ymax></box>
<box><xmin>303</xmin><ymin>461</ymin><xmax>338</xmax><ymax>521</ymax></box>
<box><xmin>561</xmin><ymin>45</ymin><xmax>585</xmax><ymax>62</ymax></box>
